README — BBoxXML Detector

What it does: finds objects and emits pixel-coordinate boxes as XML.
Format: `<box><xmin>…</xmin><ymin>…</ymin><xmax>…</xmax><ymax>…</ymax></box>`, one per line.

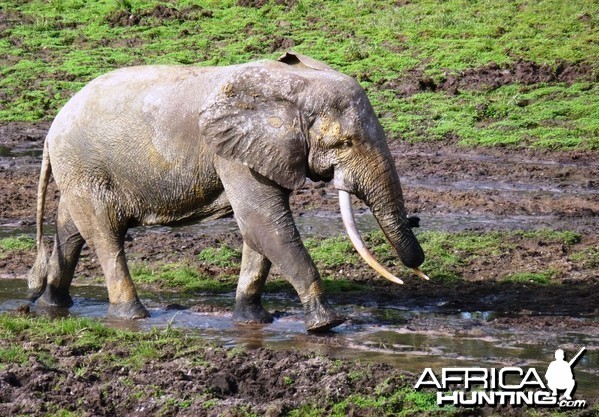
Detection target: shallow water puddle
<box><xmin>1</xmin><ymin>278</ymin><xmax>597</xmax><ymax>398</ymax></box>
<box><xmin>0</xmin><ymin>144</ymin><xmax>43</xmax><ymax>158</ymax></box>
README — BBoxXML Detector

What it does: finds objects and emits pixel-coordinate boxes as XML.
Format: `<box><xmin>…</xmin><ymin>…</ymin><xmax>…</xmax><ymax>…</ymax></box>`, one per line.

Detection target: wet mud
<box><xmin>385</xmin><ymin>60</ymin><xmax>599</xmax><ymax>97</ymax></box>
<box><xmin>1</xmin><ymin>117</ymin><xmax>598</xmax><ymax>415</ymax></box>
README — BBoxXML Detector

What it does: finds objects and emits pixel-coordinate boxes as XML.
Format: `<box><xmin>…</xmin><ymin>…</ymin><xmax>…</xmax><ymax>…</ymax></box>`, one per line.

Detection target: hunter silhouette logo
<box><xmin>545</xmin><ymin>347</ymin><xmax>585</xmax><ymax>401</ymax></box>
<box><xmin>414</xmin><ymin>347</ymin><xmax>587</xmax><ymax>408</ymax></box>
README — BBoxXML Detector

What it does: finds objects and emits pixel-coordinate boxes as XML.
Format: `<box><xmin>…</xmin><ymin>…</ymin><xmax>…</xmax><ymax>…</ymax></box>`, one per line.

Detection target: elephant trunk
<box><xmin>339</xmin><ymin>190</ymin><xmax>405</xmax><ymax>284</ymax></box>
<box><xmin>338</xmin><ymin>152</ymin><xmax>428</xmax><ymax>283</ymax></box>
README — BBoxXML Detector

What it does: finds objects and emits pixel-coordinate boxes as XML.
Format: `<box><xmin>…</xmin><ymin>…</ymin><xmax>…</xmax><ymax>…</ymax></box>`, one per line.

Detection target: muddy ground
<box><xmin>1</xmin><ymin>116</ymin><xmax>598</xmax><ymax>416</ymax></box>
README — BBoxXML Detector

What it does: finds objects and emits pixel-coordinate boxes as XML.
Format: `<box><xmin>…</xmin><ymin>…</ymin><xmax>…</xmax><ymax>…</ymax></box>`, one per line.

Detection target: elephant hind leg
<box><xmin>65</xmin><ymin>195</ymin><xmax>148</xmax><ymax>319</ymax></box>
<box><xmin>36</xmin><ymin>198</ymin><xmax>85</xmax><ymax>307</ymax></box>
<box><xmin>233</xmin><ymin>242</ymin><xmax>273</xmax><ymax>324</ymax></box>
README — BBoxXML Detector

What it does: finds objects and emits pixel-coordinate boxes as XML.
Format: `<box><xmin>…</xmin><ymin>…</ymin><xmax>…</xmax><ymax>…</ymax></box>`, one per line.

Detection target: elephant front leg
<box><xmin>233</xmin><ymin>242</ymin><xmax>273</xmax><ymax>324</ymax></box>
<box><xmin>299</xmin><ymin>281</ymin><xmax>346</xmax><ymax>332</ymax></box>
<box><xmin>217</xmin><ymin>159</ymin><xmax>345</xmax><ymax>332</ymax></box>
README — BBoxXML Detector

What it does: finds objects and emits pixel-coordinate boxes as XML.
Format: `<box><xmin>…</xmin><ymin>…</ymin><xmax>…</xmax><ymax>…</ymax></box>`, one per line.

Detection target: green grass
<box><xmin>0</xmin><ymin>315</ymin><xmax>113</xmax><ymax>369</ymax></box>
<box><xmin>0</xmin><ymin>314</ymin><xmax>208</xmax><ymax>372</ymax></box>
<box><xmin>416</xmin><ymin>230</ymin><xmax>587</xmax><ymax>283</ymax></box>
<box><xmin>323</xmin><ymin>277</ymin><xmax>368</xmax><ymax>294</ymax></box>
<box><xmin>263</xmin><ymin>274</ymin><xmax>368</xmax><ymax>296</ymax></box>
<box><xmin>0</xmin><ymin>236</ymin><xmax>35</xmax><ymax>252</ymax></box>
<box><xmin>0</xmin><ymin>0</ymin><xmax>596</xmax><ymax>150</ymax></box>
<box><xmin>346</xmin><ymin>230</ymin><xmax>507</xmax><ymax>283</ymax></box>
<box><xmin>0</xmin><ymin>314</ymin><xmax>112</xmax><ymax>340</ymax></box>
<box><xmin>130</xmin><ymin>262</ymin><xmax>237</xmax><ymax>292</ymax></box>
<box><xmin>514</xmin><ymin>230</ymin><xmax>582</xmax><ymax>245</ymax></box>
<box><xmin>198</xmin><ymin>243</ymin><xmax>241</xmax><ymax>268</ymax></box>
<box><xmin>299</xmin><ymin>377</ymin><xmax>446</xmax><ymax>417</ymax></box>
<box><xmin>570</xmin><ymin>246</ymin><xmax>599</xmax><ymax>268</ymax></box>
<box><xmin>319</xmin><ymin>229</ymin><xmax>586</xmax><ymax>284</ymax></box>
<box><xmin>305</xmin><ymin>235</ymin><xmax>358</xmax><ymax>268</ymax></box>
<box><xmin>375</xmin><ymin>82</ymin><xmax>599</xmax><ymax>149</ymax></box>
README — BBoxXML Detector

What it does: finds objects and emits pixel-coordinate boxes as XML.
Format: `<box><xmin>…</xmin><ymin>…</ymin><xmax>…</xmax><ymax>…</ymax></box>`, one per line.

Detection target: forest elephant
<box><xmin>27</xmin><ymin>52</ymin><xmax>428</xmax><ymax>332</ymax></box>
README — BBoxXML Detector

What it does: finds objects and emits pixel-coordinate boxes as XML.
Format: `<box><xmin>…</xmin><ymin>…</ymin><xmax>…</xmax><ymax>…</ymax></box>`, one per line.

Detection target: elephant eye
<box><xmin>340</xmin><ymin>139</ymin><xmax>352</xmax><ymax>149</ymax></box>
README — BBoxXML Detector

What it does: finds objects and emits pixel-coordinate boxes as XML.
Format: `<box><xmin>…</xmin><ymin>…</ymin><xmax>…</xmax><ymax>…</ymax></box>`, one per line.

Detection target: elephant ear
<box><xmin>199</xmin><ymin>67</ymin><xmax>308</xmax><ymax>190</ymax></box>
<box><xmin>277</xmin><ymin>51</ymin><xmax>334</xmax><ymax>71</ymax></box>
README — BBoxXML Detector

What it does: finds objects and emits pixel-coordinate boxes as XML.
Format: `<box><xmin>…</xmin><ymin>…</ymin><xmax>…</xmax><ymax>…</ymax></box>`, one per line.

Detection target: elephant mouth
<box><xmin>338</xmin><ymin>190</ymin><xmax>430</xmax><ymax>284</ymax></box>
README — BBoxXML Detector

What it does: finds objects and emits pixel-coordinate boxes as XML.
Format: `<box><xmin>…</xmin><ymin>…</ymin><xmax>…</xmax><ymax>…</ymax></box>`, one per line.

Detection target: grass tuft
<box><xmin>0</xmin><ymin>236</ymin><xmax>36</xmax><ymax>252</ymax></box>
<box><xmin>198</xmin><ymin>243</ymin><xmax>241</xmax><ymax>268</ymax></box>
<box><xmin>130</xmin><ymin>262</ymin><xmax>236</xmax><ymax>292</ymax></box>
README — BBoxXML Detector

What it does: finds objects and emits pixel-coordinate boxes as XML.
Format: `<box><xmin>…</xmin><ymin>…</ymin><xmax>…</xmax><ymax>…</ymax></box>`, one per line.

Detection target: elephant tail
<box><xmin>27</xmin><ymin>139</ymin><xmax>51</xmax><ymax>301</ymax></box>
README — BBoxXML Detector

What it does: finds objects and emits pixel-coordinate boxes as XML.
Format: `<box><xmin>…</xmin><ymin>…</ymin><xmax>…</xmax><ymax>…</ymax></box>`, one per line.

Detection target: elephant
<box><xmin>27</xmin><ymin>52</ymin><xmax>428</xmax><ymax>332</ymax></box>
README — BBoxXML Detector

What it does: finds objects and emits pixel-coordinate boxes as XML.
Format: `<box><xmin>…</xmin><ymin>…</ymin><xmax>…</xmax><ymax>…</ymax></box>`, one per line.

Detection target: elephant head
<box><xmin>199</xmin><ymin>52</ymin><xmax>427</xmax><ymax>284</ymax></box>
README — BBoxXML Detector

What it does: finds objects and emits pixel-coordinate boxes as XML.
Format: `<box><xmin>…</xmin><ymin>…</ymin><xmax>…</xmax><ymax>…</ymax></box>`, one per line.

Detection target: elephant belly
<box><xmin>135</xmin><ymin>187</ymin><xmax>233</xmax><ymax>227</ymax></box>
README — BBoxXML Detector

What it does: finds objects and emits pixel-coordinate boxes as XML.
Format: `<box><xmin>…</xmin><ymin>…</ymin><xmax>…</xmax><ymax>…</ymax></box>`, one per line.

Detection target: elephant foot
<box><xmin>108</xmin><ymin>299</ymin><xmax>149</xmax><ymax>320</ymax></box>
<box><xmin>36</xmin><ymin>285</ymin><xmax>74</xmax><ymax>308</ymax></box>
<box><xmin>303</xmin><ymin>297</ymin><xmax>345</xmax><ymax>333</ymax></box>
<box><xmin>233</xmin><ymin>298</ymin><xmax>274</xmax><ymax>324</ymax></box>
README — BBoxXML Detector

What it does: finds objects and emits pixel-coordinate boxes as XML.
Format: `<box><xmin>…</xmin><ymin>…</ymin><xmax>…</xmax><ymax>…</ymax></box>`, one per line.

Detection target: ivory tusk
<box><xmin>338</xmin><ymin>190</ymin><xmax>404</xmax><ymax>285</ymax></box>
<box><xmin>411</xmin><ymin>267</ymin><xmax>430</xmax><ymax>281</ymax></box>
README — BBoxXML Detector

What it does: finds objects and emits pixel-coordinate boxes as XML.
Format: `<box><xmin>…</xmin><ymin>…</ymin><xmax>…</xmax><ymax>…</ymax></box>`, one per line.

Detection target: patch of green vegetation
<box><xmin>0</xmin><ymin>235</ymin><xmax>35</xmax><ymax>252</ymax></box>
<box><xmin>198</xmin><ymin>243</ymin><xmax>241</xmax><ymax>268</ymax></box>
<box><xmin>0</xmin><ymin>344</ymin><xmax>31</xmax><ymax>369</ymax></box>
<box><xmin>0</xmin><ymin>315</ymin><xmax>113</xmax><ymax>369</ymax></box>
<box><xmin>378</xmin><ymin>83</ymin><xmax>599</xmax><ymax>149</ymax></box>
<box><xmin>268</xmin><ymin>227</ymin><xmax>592</xmax><ymax>287</ymax></box>
<box><xmin>305</xmin><ymin>235</ymin><xmax>358</xmax><ymax>268</ymax></box>
<box><xmin>263</xmin><ymin>274</ymin><xmax>367</xmax><ymax>295</ymax></box>
<box><xmin>515</xmin><ymin>229</ymin><xmax>582</xmax><ymax>245</ymax></box>
<box><xmin>503</xmin><ymin>270</ymin><xmax>556</xmax><ymax>285</ymax></box>
<box><xmin>263</xmin><ymin>276</ymin><xmax>294</xmax><ymax>293</ymax></box>
<box><xmin>0</xmin><ymin>0</ymin><xmax>596</xmax><ymax>150</ymax></box>
<box><xmin>363</xmin><ymin>231</ymin><xmax>394</xmax><ymax>260</ymax></box>
<box><xmin>287</xmin><ymin>406</ymin><xmax>327</xmax><ymax>417</ymax></box>
<box><xmin>45</xmin><ymin>410</ymin><xmax>81</xmax><ymax>417</ymax></box>
<box><xmin>570</xmin><ymin>246</ymin><xmax>599</xmax><ymax>269</ymax></box>
<box><xmin>130</xmin><ymin>262</ymin><xmax>236</xmax><ymax>292</ymax></box>
<box><xmin>322</xmin><ymin>277</ymin><xmax>368</xmax><ymax>294</ymax></box>
<box><xmin>409</xmin><ymin>230</ymin><xmax>505</xmax><ymax>283</ymax></box>
<box><xmin>322</xmin><ymin>378</ymin><xmax>445</xmax><ymax>416</ymax></box>
<box><xmin>359</xmin><ymin>229</ymin><xmax>586</xmax><ymax>284</ymax></box>
<box><xmin>0</xmin><ymin>314</ymin><xmax>210</xmax><ymax>373</ymax></box>
<box><xmin>0</xmin><ymin>314</ymin><xmax>107</xmax><ymax>339</ymax></box>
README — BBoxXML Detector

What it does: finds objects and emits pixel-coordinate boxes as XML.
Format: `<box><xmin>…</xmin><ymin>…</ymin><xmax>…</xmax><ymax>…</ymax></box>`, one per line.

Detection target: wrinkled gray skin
<box><xmin>28</xmin><ymin>52</ymin><xmax>425</xmax><ymax>332</ymax></box>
